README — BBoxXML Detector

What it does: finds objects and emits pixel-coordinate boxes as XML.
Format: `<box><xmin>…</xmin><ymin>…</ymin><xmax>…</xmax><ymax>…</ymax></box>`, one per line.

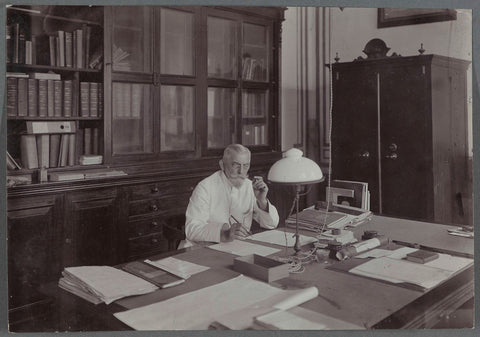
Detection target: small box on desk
<box><xmin>233</xmin><ymin>254</ymin><xmax>289</xmax><ymax>283</ymax></box>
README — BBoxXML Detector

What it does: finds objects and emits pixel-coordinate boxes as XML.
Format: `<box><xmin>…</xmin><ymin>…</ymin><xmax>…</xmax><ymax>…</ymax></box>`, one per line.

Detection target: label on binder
<box><xmin>26</xmin><ymin>121</ymin><xmax>76</xmax><ymax>134</ymax></box>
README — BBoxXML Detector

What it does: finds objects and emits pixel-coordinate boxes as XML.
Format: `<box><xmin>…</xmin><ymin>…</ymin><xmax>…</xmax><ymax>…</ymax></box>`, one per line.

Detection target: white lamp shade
<box><xmin>268</xmin><ymin>148</ymin><xmax>324</xmax><ymax>185</ymax></box>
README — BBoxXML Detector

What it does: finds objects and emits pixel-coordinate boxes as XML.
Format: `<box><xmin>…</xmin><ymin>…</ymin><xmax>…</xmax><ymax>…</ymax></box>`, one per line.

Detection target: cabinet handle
<box><xmin>137</xmin><ymin>231</ymin><xmax>143</xmax><ymax>236</ymax></box>
<box><xmin>385</xmin><ymin>153</ymin><xmax>398</xmax><ymax>160</ymax></box>
<box><xmin>151</xmin><ymin>221</ymin><xmax>159</xmax><ymax>227</ymax></box>
<box><xmin>151</xmin><ymin>238</ymin><xmax>158</xmax><ymax>244</ymax></box>
<box><xmin>65</xmin><ymin>238</ymin><xmax>72</xmax><ymax>244</ymax></box>
<box><xmin>151</xmin><ymin>187</ymin><xmax>159</xmax><ymax>193</ymax></box>
<box><xmin>151</xmin><ymin>204</ymin><xmax>158</xmax><ymax>211</ymax></box>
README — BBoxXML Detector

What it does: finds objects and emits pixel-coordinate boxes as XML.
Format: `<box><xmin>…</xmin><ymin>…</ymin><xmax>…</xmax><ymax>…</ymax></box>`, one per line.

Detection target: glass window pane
<box><xmin>242</xmin><ymin>89</ymin><xmax>268</xmax><ymax>146</ymax></box>
<box><xmin>242</xmin><ymin>23</ymin><xmax>268</xmax><ymax>81</ymax></box>
<box><xmin>160</xmin><ymin>9</ymin><xmax>194</xmax><ymax>75</ymax></box>
<box><xmin>208</xmin><ymin>17</ymin><xmax>236</xmax><ymax>79</ymax></box>
<box><xmin>112</xmin><ymin>7</ymin><xmax>152</xmax><ymax>73</ymax></box>
<box><xmin>207</xmin><ymin>87</ymin><xmax>236</xmax><ymax>148</ymax></box>
<box><xmin>112</xmin><ymin>82</ymin><xmax>153</xmax><ymax>155</ymax></box>
<box><xmin>160</xmin><ymin>85</ymin><xmax>195</xmax><ymax>152</ymax></box>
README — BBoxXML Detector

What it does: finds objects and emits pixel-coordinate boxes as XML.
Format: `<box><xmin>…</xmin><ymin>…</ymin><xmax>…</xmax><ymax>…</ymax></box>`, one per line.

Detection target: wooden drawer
<box><xmin>128</xmin><ymin>233</ymin><xmax>169</xmax><ymax>257</ymax></box>
<box><xmin>128</xmin><ymin>180</ymin><xmax>195</xmax><ymax>201</ymax></box>
<box><xmin>128</xmin><ymin>193</ymin><xmax>191</xmax><ymax>217</ymax></box>
<box><xmin>128</xmin><ymin>217</ymin><xmax>164</xmax><ymax>238</ymax></box>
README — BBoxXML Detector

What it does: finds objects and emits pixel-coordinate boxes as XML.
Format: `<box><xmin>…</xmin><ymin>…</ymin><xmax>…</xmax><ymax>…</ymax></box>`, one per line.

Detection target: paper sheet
<box><xmin>144</xmin><ymin>257</ymin><xmax>210</xmax><ymax>279</ymax></box>
<box><xmin>247</xmin><ymin>230</ymin><xmax>317</xmax><ymax>247</ymax></box>
<box><xmin>255</xmin><ymin>309</ymin><xmax>326</xmax><ymax>330</ymax></box>
<box><xmin>384</xmin><ymin>247</ymin><xmax>418</xmax><ymax>259</ymax></box>
<box><xmin>114</xmin><ymin>275</ymin><xmax>317</xmax><ymax>330</ymax></box>
<box><xmin>208</xmin><ymin>240</ymin><xmax>280</xmax><ymax>256</ymax></box>
<box><xmin>350</xmin><ymin>257</ymin><xmax>454</xmax><ymax>289</ymax></box>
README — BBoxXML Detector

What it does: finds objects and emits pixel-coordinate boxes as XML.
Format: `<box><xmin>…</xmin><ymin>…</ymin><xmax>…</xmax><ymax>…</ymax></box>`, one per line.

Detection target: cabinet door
<box><xmin>7</xmin><ymin>194</ymin><xmax>63</xmax><ymax>310</ymax></box>
<box><xmin>64</xmin><ymin>188</ymin><xmax>127</xmax><ymax>267</ymax></box>
<box><xmin>379</xmin><ymin>64</ymin><xmax>432</xmax><ymax>220</ymax></box>
<box><xmin>331</xmin><ymin>67</ymin><xmax>380</xmax><ymax>211</ymax></box>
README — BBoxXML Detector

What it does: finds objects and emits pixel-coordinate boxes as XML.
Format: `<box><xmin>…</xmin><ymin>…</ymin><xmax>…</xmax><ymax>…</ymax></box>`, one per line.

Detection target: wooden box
<box><xmin>233</xmin><ymin>254</ymin><xmax>289</xmax><ymax>283</ymax></box>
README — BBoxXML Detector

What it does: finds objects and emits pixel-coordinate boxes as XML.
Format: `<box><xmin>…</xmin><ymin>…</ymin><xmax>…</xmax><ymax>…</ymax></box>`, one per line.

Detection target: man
<box><xmin>183</xmin><ymin>144</ymin><xmax>279</xmax><ymax>246</ymax></box>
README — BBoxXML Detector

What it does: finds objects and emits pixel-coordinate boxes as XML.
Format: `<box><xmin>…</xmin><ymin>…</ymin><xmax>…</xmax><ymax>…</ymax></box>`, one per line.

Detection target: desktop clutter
<box><xmin>56</xmin><ymin>181</ymin><xmax>473</xmax><ymax>330</ymax></box>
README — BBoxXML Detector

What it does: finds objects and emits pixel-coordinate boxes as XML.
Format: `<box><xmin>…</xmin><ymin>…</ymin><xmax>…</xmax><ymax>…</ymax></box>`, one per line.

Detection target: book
<box><xmin>7</xmin><ymin>151</ymin><xmax>22</xmax><ymax>170</ymax></box>
<box><xmin>53</xmin><ymin>80</ymin><xmax>63</xmax><ymax>117</ymax></box>
<box><xmin>406</xmin><ymin>250</ymin><xmax>439</xmax><ymax>264</ymax></box>
<box><xmin>63</xmin><ymin>80</ymin><xmax>73</xmax><ymax>117</ymax></box>
<box><xmin>68</xmin><ymin>133</ymin><xmax>76</xmax><ymax>166</ymax></box>
<box><xmin>83</xmin><ymin>25</ymin><xmax>91</xmax><ymax>67</ymax></box>
<box><xmin>121</xmin><ymin>261</ymin><xmax>185</xmax><ymax>289</ymax></box>
<box><xmin>47</xmin><ymin>80</ymin><xmax>55</xmax><ymax>116</ymax></box>
<box><xmin>79</xmin><ymin>155</ymin><xmax>103</xmax><ymax>165</ymax></box>
<box><xmin>65</xmin><ymin>31</ymin><xmax>73</xmax><ymax>67</ymax></box>
<box><xmin>92</xmin><ymin>128</ymin><xmax>99</xmax><ymax>155</ymax></box>
<box><xmin>80</xmin><ymin>82</ymin><xmax>90</xmax><ymax>117</ymax></box>
<box><xmin>328</xmin><ymin>180</ymin><xmax>369</xmax><ymax>210</ymax></box>
<box><xmin>17</xmin><ymin>78</ymin><xmax>28</xmax><ymax>116</ymax></box>
<box><xmin>6</xmin><ymin>72</ymin><xmax>29</xmax><ymax>78</ymax></box>
<box><xmin>20</xmin><ymin>135</ymin><xmax>38</xmax><ymax>169</ymax></box>
<box><xmin>49</xmin><ymin>134</ymin><xmax>61</xmax><ymax>168</ymax></box>
<box><xmin>57</xmin><ymin>30</ymin><xmax>65</xmax><ymax>67</ymax></box>
<box><xmin>286</xmin><ymin>209</ymin><xmax>348</xmax><ymax>231</ymax></box>
<box><xmin>58</xmin><ymin>134</ymin><xmax>69</xmax><ymax>167</ymax></box>
<box><xmin>83</xmin><ymin>128</ymin><xmax>92</xmax><ymax>155</ymax></box>
<box><xmin>6</xmin><ymin>24</ymin><xmax>13</xmax><ymax>63</ymax></box>
<box><xmin>49</xmin><ymin>35</ymin><xmax>56</xmax><ymax>66</ymax></box>
<box><xmin>33</xmin><ymin>34</ymin><xmax>50</xmax><ymax>65</ymax></box>
<box><xmin>89</xmin><ymin>82</ymin><xmax>99</xmax><ymax>117</ymax></box>
<box><xmin>27</xmin><ymin>79</ymin><xmax>38</xmax><ymax>117</ymax></box>
<box><xmin>6</xmin><ymin>77</ymin><xmax>18</xmax><ymax>116</ymax></box>
<box><xmin>29</xmin><ymin>72</ymin><xmax>61</xmax><ymax>80</ymax></box>
<box><xmin>25</xmin><ymin>40</ymin><xmax>32</xmax><ymax>64</ymax></box>
<box><xmin>49</xmin><ymin>172</ymin><xmax>85</xmax><ymax>182</ymax></box>
<box><xmin>36</xmin><ymin>134</ymin><xmax>50</xmax><ymax>168</ymax></box>
<box><xmin>98</xmin><ymin>85</ymin><xmax>103</xmax><ymax>117</ymax></box>
<box><xmin>75</xmin><ymin>28</ymin><xmax>83</xmax><ymax>68</ymax></box>
<box><xmin>26</xmin><ymin>121</ymin><xmax>75</xmax><ymax>134</ymax></box>
<box><xmin>37</xmin><ymin>79</ymin><xmax>48</xmax><ymax>117</ymax></box>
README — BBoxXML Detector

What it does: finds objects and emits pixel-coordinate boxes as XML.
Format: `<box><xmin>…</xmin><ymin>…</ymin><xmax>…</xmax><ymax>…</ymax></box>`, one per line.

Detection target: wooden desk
<box><xmin>39</xmin><ymin>215</ymin><xmax>474</xmax><ymax>331</ymax></box>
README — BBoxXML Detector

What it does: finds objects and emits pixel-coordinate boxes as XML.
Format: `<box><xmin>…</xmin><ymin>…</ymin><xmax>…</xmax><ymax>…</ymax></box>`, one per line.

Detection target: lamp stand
<box><xmin>293</xmin><ymin>184</ymin><xmax>302</xmax><ymax>254</ymax></box>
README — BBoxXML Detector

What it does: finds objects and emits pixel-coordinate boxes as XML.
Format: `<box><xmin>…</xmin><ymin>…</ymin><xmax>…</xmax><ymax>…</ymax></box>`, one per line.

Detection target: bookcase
<box><xmin>6</xmin><ymin>5</ymin><xmax>285</xmax><ymax>331</ymax></box>
<box><xmin>6</xmin><ymin>5</ymin><xmax>104</xmax><ymax>175</ymax></box>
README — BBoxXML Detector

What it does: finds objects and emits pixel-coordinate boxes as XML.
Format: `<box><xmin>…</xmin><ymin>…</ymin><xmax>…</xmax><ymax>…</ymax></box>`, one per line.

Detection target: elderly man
<box><xmin>183</xmin><ymin>144</ymin><xmax>279</xmax><ymax>246</ymax></box>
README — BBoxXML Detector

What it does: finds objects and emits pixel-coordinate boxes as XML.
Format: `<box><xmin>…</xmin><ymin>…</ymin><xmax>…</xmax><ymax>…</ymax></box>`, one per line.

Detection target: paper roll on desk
<box><xmin>336</xmin><ymin>236</ymin><xmax>389</xmax><ymax>260</ymax></box>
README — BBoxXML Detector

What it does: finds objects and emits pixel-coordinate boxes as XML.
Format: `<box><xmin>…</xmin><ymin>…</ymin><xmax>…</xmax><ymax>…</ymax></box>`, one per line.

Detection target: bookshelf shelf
<box><xmin>7</xmin><ymin>116</ymin><xmax>103</xmax><ymax>121</ymax></box>
<box><xmin>8</xmin><ymin>64</ymin><xmax>102</xmax><ymax>73</ymax></box>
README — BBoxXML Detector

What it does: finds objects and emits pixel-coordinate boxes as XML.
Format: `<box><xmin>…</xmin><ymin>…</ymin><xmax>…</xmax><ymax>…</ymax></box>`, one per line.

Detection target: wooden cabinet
<box><xmin>331</xmin><ymin>45</ymin><xmax>470</xmax><ymax>225</ymax></box>
<box><xmin>7</xmin><ymin>194</ymin><xmax>63</xmax><ymax>328</ymax></box>
<box><xmin>63</xmin><ymin>187</ymin><xmax>128</xmax><ymax>266</ymax></box>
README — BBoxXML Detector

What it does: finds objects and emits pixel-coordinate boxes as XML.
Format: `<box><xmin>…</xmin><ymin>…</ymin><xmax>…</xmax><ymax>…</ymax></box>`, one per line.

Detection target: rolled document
<box><xmin>336</xmin><ymin>236</ymin><xmax>389</xmax><ymax>260</ymax></box>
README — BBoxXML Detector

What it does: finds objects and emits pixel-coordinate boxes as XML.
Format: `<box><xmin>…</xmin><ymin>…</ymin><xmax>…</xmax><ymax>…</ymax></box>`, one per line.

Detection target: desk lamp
<box><xmin>267</xmin><ymin>148</ymin><xmax>324</xmax><ymax>253</ymax></box>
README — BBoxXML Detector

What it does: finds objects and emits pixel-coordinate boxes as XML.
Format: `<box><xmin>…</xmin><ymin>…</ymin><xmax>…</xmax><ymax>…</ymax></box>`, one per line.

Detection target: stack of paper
<box><xmin>247</xmin><ymin>230</ymin><xmax>317</xmax><ymax>247</ymax></box>
<box><xmin>58</xmin><ymin>266</ymin><xmax>158</xmax><ymax>305</ymax></box>
<box><xmin>144</xmin><ymin>257</ymin><xmax>210</xmax><ymax>279</ymax></box>
<box><xmin>286</xmin><ymin>209</ymin><xmax>348</xmax><ymax>231</ymax></box>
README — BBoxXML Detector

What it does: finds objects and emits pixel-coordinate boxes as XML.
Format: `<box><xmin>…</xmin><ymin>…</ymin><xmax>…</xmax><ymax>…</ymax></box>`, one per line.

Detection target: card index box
<box><xmin>406</xmin><ymin>250</ymin><xmax>439</xmax><ymax>264</ymax></box>
<box><xmin>233</xmin><ymin>254</ymin><xmax>289</xmax><ymax>283</ymax></box>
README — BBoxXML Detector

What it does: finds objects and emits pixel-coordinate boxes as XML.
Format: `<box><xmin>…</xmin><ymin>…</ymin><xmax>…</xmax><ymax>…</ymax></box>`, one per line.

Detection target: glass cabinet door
<box><xmin>160</xmin><ymin>8</ymin><xmax>194</xmax><ymax>76</ymax></box>
<box><xmin>112</xmin><ymin>82</ymin><xmax>153</xmax><ymax>155</ymax></box>
<box><xmin>241</xmin><ymin>89</ymin><xmax>268</xmax><ymax>146</ymax></box>
<box><xmin>242</xmin><ymin>23</ymin><xmax>268</xmax><ymax>82</ymax></box>
<box><xmin>208</xmin><ymin>17</ymin><xmax>236</xmax><ymax>79</ymax></box>
<box><xmin>207</xmin><ymin>87</ymin><xmax>236</xmax><ymax>148</ymax></box>
<box><xmin>112</xmin><ymin>7</ymin><xmax>152</xmax><ymax>73</ymax></box>
<box><xmin>160</xmin><ymin>85</ymin><xmax>195</xmax><ymax>151</ymax></box>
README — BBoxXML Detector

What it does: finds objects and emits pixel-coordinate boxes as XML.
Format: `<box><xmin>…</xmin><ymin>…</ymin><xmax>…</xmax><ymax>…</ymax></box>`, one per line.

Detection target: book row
<box><xmin>242</xmin><ymin>124</ymin><xmax>266</xmax><ymax>146</ymax></box>
<box><xmin>6</xmin><ymin>77</ymin><xmax>103</xmax><ymax>118</ymax></box>
<box><xmin>6</xmin><ymin>23</ymin><xmax>102</xmax><ymax>69</ymax></box>
<box><xmin>242</xmin><ymin>92</ymin><xmax>267</xmax><ymax>117</ymax></box>
<box><xmin>242</xmin><ymin>57</ymin><xmax>266</xmax><ymax>81</ymax></box>
<box><xmin>18</xmin><ymin>128</ymin><xmax>100</xmax><ymax>170</ymax></box>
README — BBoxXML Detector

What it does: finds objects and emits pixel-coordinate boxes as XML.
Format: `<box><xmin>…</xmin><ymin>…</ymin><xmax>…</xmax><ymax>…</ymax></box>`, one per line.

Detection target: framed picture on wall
<box><xmin>378</xmin><ymin>8</ymin><xmax>457</xmax><ymax>28</ymax></box>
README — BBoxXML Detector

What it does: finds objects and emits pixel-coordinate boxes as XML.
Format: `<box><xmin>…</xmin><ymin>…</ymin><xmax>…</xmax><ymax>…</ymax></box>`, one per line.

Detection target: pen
<box><xmin>230</xmin><ymin>215</ymin><xmax>252</xmax><ymax>236</ymax></box>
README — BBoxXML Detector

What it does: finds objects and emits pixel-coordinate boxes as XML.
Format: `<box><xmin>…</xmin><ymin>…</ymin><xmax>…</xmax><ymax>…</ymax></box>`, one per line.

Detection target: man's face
<box><xmin>221</xmin><ymin>152</ymin><xmax>251</xmax><ymax>188</ymax></box>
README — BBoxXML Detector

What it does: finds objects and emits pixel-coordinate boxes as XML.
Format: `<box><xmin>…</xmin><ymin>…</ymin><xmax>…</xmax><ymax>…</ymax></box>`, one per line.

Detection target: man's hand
<box><xmin>253</xmin><ymin>176</ymin><xmax>268</xmax><ymax>210</ymax></box>
<box><xmin>220</xmin><ymin>223</ymin><xmax>252</xmax><ymax>242</ymax></box>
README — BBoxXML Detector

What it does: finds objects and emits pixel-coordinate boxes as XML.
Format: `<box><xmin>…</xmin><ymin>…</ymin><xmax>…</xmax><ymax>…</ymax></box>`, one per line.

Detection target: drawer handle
<box><xmin>151</xmin><ymin>187</ymin><xmax>159</xmax><ymax>193</ymax></box>
<box><xmin>151</xmin><ymin>204</ymin><xmax>158</xmax><ymax>211</ymax></box>
<box><xmin>137</xmin><ymin>231</ymin><xmax>143</xmax><ymax>236</ymax></box>
<box><xmin>151</xmin><ymin>221</ymin><xmax>159</xmax><ymax>227</ymax></box>
<box><xmin>151</xmin><ymin>238</ymin><xmax>158</xmax><ymax>244</ymax></box>
<box><xmin>65</xmin><ymin>238</ymin><xmax>71</xmax><ymax>244</ymax></box>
